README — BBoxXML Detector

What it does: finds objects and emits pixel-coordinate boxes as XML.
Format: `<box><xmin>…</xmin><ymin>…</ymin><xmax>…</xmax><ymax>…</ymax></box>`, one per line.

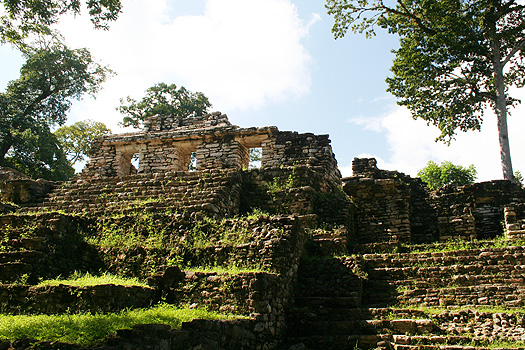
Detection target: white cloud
<box><xmin>55</xmin><ymin>0</ymin><xmax>315</xmax><ymax>131</ymax></box>
<box><xmin>350</xmin><ymin>87</ymin><xmax>525</xmax><ymax>182</ymax></box>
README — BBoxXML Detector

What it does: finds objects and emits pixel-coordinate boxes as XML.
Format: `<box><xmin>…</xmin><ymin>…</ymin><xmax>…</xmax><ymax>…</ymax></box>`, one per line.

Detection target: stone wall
<box><xmin>0</xmin><ymin>167</ymin><xmax>55</xmax><ymax>205</ymax></box>
<box><xmin>344</xmin><ymin>176</ymin><xmax>412</xmax><ymax>244</ymax></box>
<box><xmin>81</xmin><ymin>113</ymin><xmax>341</xmax><ymax>183</ymax></box>
<box><xmin>344</xmin><ymin>158</ymin><xmax>525</xmax><ymax>246</ymax></box>
<box><xmin>240</xmin><ymin>165</ymin><xmax>351</xmax><ymax>228</ymax></box>
<box><xmin>0</xmin><ymin>284</ymin><xmax>155</xmax><ymax>315</ymax></box>
<box><xmin>505</xmin><ymin>203</ymin><xmax>525</xmax><ymax>238</ymax></box>
<box><xmin>0</xmin><ymin>213</ymin><xmax>101</xmax><ymax>284</ymax></box>
<box><xmin>144</xmin><ymin>111</ymin><xmax>232</xmax><ymax>132</ymax></box>
<box><xmin>262</xmin><ymin>132</ymin><xmax>341</xmax><ymax>184</ymax></box>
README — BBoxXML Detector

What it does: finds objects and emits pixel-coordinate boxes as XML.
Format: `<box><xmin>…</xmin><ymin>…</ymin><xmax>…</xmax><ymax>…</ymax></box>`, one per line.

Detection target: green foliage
<box><xmin>118</xmin><ymin>83</ymin><xmax>212</xmax><ymax>129</ymax></box>
<box><xmin>245</xmin><ymin>208</ymin><xmax>270</xmax><ymax>221</ymax></box>
<box><xmin>87</xmin><ymin>211</ymin><xmax>281</xmax><ymax>275</ymax></box>
<box><xmin>0</xmin><ymin>304</ymin><xmax>238</xmax><ymax>346</ymax></box>
<box><xmin>0</xmin><ymin>222</ymin><xmax>38</xmax><ymax>252</ymax></box>
<box><xmin>326</xmin><ymin>0</ymin><xmax>524</xmax><ymax>180</ymax></box>
<box><xmin>405</xmin><ymin>236</ymin><xmax>525</xmax><ymax>254</ymax></box>
<box><xmin>417</xmin><ymin>160</ymin><xmax>477</xmax><ymax>190</ymax></box>
<box><xmin>89</xmin><ymin>213</ymin><xmax>167</xmax><ymax>250</ymax></box>
<box><xmin>0</xmin><ymin>0</ymin><xmax>123</xmax><ymax>45</ymax></box>
<box><xmin>0</xmin><ymin>39</ymin><xmax>111</xmax><ymax>180</ymax></box>
<box><xmin>248</xmin><ymin>148</ymin><xmax>262</xmax><ymax>169</ymax></box>
<box><xmin>186</xmin><ymin>265</ymin><xmax>268</xmax><ymax>274</ymax></box>
<box><xmin>515</xmin><ymin>171</ymin><xmax>524</xmax><ymax>187</ymax></box>
<box><xmin>36</xmin><ymin>271</ymin><xmax>147</xmax><ymax>288</ymax></box>
<box><xmin>266</xmin><ymin>168</ymin><xmax>300</xmax><ymax>194</ymax></box>
<box><xmin>54</xmin><ymin>119</ymin><xmax>111</xmax><ymax>166</ymax></box>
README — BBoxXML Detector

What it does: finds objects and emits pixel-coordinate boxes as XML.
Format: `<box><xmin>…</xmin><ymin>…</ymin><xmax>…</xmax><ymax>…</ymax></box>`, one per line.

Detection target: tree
<box><xmin>118</xmin><ymin>83</ymin><xmax>212</xmax><ymax>129</ymax></box>
<box><xmin>0</xmin><ymin>40</ymin><xmax>112</xmax><ymax>180</ymax></box>
<box><xmin>326</xmin><ymin>0</ymin><xmax>525</xmax><ymax>181</ymax></box>
<box><xmin>417</xmin><ymin>160</ymin><xmax>477</xmax><ymax>189</ymax></box>
<box><xmin>55</xmin><ymin>119</ymin><xmax>111</xmax><ymax>166</ymax></box>
<box><xmin>1</xmin><ymin>0</ymin><xmax>123</xmax><ymax>45</ymax></box>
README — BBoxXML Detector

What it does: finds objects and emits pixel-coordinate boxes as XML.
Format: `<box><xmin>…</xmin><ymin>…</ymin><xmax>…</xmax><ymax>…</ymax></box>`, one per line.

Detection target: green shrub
<box><xmin>418</xmin><ymin>160</ymin><xmax>477</xmax><ymax>190</ymax></box>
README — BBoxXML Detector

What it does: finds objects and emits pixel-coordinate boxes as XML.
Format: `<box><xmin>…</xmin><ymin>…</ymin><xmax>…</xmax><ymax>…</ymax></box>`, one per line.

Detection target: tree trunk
<box><xmin>0</xmin><ymin>136</ymin><xmax>13</xmax><ymax>164</ymax></box>
<box><xmin>492</xmin><ymin>38</ymin><xmax>514</xmax><ymax>181</ymax></box>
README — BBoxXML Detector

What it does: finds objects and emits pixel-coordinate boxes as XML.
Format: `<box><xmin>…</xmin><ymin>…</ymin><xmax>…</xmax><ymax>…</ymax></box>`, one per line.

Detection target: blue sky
<box><xmin>1</xmin><ymin>0</ymin><xmax>524</xmax><ymax>180</ymax></box>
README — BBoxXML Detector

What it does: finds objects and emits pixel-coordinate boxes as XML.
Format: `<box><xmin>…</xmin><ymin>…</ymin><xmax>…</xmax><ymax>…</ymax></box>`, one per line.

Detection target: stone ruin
<box><xmin>82</xmin><ymin>111</ymin><xmax>340</xmax><ymax>183</ymax></box>
<box><xmin>1</xmin><ymin>112</ymin><xmax>525</xmax><ymax>350</ymax></box>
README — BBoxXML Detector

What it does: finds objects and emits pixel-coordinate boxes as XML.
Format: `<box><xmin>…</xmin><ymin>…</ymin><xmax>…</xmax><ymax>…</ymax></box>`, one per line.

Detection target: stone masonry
<box><xmin>82</xmin><ymin>112</ymin><xmax>341</xmax><ymax>183</ymax></box>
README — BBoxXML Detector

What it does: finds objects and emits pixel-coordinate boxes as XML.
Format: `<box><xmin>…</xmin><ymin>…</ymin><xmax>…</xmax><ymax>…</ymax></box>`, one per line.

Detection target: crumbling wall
<box><xmin>82</xmin><ymin>114</ymin><xmax>342</xmax><ymax>185</ymax></box>
<box><xmin>433</xmin><ymin>181</ymin><xmax>525</xmax><ymax>240</ymax></box>
<box><xmin>504</xmin><ymin>203</ymin><xmax>525</xmax><ymax>238</ymax></box>
<box><xmin>262</xmin><ymin>132</ymin><xmax>341</xmax><ymax>184</ymax></box>
<box><xmin>343</xmin><ymin>158</ymin><xmax>414</xmax><ymax>244</ymax></box>
<box><xmin>344</xmin><ymin>158</ymin><xmax>525</xmax><ymax>245</ymax></box>
<box><xmin>0</xmin><ymin>167</ymin><xmax>55</xmax><ymax>205</ymax></box>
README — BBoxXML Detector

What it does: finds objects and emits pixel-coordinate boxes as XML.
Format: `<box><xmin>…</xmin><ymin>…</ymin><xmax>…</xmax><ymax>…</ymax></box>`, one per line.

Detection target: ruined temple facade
<box><xmin>82</xmin><ymin>112</ymin><xmax>340</xmax><ymax>184</ymax></box>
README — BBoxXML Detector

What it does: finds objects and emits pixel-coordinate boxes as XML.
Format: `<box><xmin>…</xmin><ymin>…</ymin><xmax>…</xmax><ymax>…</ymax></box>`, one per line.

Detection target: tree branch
<box><xmin>502</xmin><ymin>39</ymin><xmax>525</xmax><ymax>67</ymax></box>
<box><xmin>386</xmin><ymin>0</ymin><xmax>437</xmax><ymax>35</ymax></box>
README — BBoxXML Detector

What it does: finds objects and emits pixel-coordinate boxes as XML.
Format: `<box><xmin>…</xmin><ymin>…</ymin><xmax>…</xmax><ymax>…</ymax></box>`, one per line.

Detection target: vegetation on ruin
<box><xmin>84</xmin><ymin>209</ymin><xmax>283</xmax><ymax>275</ymax></box>
<box><xmin>36</xmin><ymin>271</ymin><xmax>148</xmax><ymax>288</ymax></box>
<box><xmin>0</xmin><ymin>304</ymin><xmax>239</xmax><ymax>346</ymax></box>
<box><xmin>186</xmin><ymin>265</ymin><xmax>270</xmax><ymax>274</ymax></box>
<box><xmin>404</xmin><ymin>236</ymin><xmax>525</xmax><ymax>254</ymax></box>
<box><xmin>266</xmin><ymin>167</ymin><xmax>300</xmax><ymax>195</ymax></box>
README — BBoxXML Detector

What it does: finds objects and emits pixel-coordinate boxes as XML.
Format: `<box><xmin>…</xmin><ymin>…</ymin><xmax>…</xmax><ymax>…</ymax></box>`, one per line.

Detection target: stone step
<box><xmin>289</xmin><ymin>317</ymin><xmax>435</xmax><ymax>337</ymax></box>
<box><xmin>285</xmin><ymin>334</ymin><xmax>390</xmax><ymax>350</ymax></box>
<box><xmin>363</xmin><ymin>249</ymin><xmax>525</xmax><ymax>269</ymax></box>
<box><xmin>363</xmin><ymin>284</ymin><xmax>525</xmax><ymax>308</ymax></box>
<box><xmin>294</xmin><ymin>295</ymin><xmax>361</xmax><ymax>309</ymax></box>
<box><xmin>291</xmin><ymin>307</ymin><xmax>429</xmax><ymax>322</ymax></box>
<box><xmin>366</xmin><ymin>266</ymin><xmax>525</xmax><ymax>288</ymax></box>
<box><xmin>0</xmin><ymin>262</ymin><xmax>32</xmax><ymax>283</ymax></box>
<box><xmin>363</xmin><ymin>247</ymin><xmax>525</xmax><ymax>269</ymax></box>
<box><xmin>18</xmin><ymin>170</ymin><xmax>239</xmax><ymax>214</ymax></box>
<box><xmin>365</xmin><ymin>274</ymin><xmax>525</xmax><ymax>290</ymax></box>
<box><xmin>0</xmin><ymin>250</ymin><xmax>44</xmax><ymax>264</ymax></box>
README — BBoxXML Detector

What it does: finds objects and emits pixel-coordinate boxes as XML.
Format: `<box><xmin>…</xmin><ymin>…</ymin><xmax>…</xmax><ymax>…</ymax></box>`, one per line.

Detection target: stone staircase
<box><xmin>362</xmin><ymin>246</ymin><xmax>525</xmax><ymax>308</ymax></box>
<box><xmin>284</xmin><ymin>243</ymin><xmax>525</xmax><ymax>350</ymax></box>
<box><xmin>17</xmin><ymin>169</ymin><xmax>242</xmax><ymax>217</ymax></box>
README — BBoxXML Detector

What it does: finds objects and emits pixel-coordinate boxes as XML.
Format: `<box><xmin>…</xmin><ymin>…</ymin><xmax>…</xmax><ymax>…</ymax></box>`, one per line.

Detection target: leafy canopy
<box><xmin>327</xmin><ymin>0</ymin><xmax>525</xmax><ymax>141</ymax></box>
<box><xmin>326</xmin><ymin>0</ymin><xmax>525</xmax><ymax>180</ymax></box>
<box><xmin>417</xmin><ymin>160</ymin><xmax>477</xmax><ymax>189</ymax></box>
<box><xmin>55</xmin><ymin>119</ymin><xmax>111</xmax><ymax>166</ymax></box>
<box><xmin>118</xmin><ymin>83</ymin><xmax>212</xmax><ymax>129</ymax></box>
<box><xmin>0</xmin><ymin>39</ymin><xmax>112</xmax><ymax>180</ymax></box>
<box><xmin>1</xmin><ymin>0</ymin><xmax>123</xmax><ymax>45</ymax></box>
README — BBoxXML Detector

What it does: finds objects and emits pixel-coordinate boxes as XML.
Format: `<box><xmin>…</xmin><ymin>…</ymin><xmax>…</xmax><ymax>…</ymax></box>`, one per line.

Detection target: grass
<box><xmin>186</xmin><ymin>265</ymin><xmax>270</xmax><ymax>274</ymax></box>
<box><xmin>389</xmin><ymin>304</ymin><xmax>525</xmax><ymax>315</ymax></box>
<box><xmin>36</xmin><ymin>272</ymin><xmax>148</xmax><ymax>288</ymax></box>
<box><xmin>0</xmin><ymin>304</ymin><xmax>241</xmax><ymax>346</ymax></box>
<box><xmin>404</xmin><ymin>236</ymin><xmax>525</xmax><ymax>254</ymax></box>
